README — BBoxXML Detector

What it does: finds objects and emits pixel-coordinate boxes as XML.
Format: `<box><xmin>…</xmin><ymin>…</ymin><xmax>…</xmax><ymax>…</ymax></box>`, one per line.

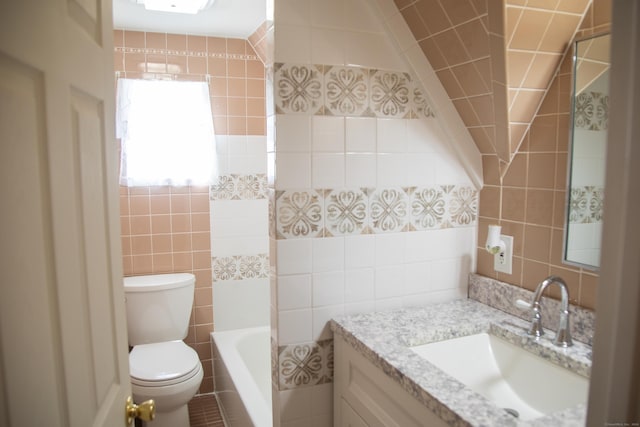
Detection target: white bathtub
<box><xmin>211</xmin><ymin>326</ymin><xmax>273</xmax><ymax>427</ymax></box>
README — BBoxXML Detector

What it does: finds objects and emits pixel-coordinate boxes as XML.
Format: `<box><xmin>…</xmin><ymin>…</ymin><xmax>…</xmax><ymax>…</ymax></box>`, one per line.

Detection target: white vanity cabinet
<box><xmin>333</xmin><ymin>335</ymin><xmax>449</xmax><ymax>427</ymax></box>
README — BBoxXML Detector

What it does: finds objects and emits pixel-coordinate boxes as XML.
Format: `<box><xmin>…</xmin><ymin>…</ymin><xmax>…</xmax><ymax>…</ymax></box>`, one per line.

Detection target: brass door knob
<box><xmin>125</xmin><ymin>396</ymin><xmax>155</xmax><ymax>425</ymax></box>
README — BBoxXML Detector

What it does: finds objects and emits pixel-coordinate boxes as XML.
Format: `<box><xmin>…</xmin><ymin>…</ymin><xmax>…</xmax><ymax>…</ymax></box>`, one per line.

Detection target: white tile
<box><xmin>374</xmin><ymin>265</ymin><xmax>404</xmax><ymax>298</ymax></box>
<box><xmin>344</xmin><ymin>0</ymin><xmax>380</xmax><ymax>32</ymax></box>
<box><xmin>345</xmin><ymin>268</ymin><xmax>375</xmax><ymax>303</ymax></box>
<box><xmin>213</xmin><ymin>279</ymin><xmax>270</xmax><ymax>331</ymax></box>
<box><xmin>345</xmin><ymin>235</ymin><xmax>375</xmax><ymax>268</ymax></box>
<box><xmin>312</xmin><ymin>271</ymin><xmax>345</xmax><ymax>307</ymax></box>
<box><xmin>311</xmin><ymin>383</ymin><xmax>333</xmax><ymax>416</ymax></box>
<box><xmin>344</xmin><ymin>301</ymin><xmax>375</xmax><ymax>315</ymax></box>
<box><xmin>407</xmin><ymin>118</ymin><xmax>442</xmax><ymax>153</ymax></box>
<box><xmin>276</xmin><ymin>152</ymin><xmax>311</xmax><ymax>189</ymax></box>
<box><xmin>346</xmin><ymin>117</ymin><xmax>377</xmax><ymax>152</ymax></box>
<box><xmin>277</xmin><ymin>239</ymin><xmax>313</xmax><ymax>274</ymax></box>
<box><xmin>312</xmin><ymin>237</ymin><xmax>345</xmax><ymax>272</ymax></box>
<box><xmin>375</xmin><ymin>233</ymin><xmax>406</xmax><ymax>266</ymax></box>
<box><xmin>387</xmin><ymin>11</ymin><xmax>416</xmax><ymax>52</ymax></box>
<box><xmin>345</xmin><ymin>153</ymin><xmax>377</xmax><ymax>188</ymax></box>
<box><xmin>278</xmin><ymin>274</ymin><xmax>312</xmax><ymax>310</ymax></box>
<box><xmin>377</xmin><ymin>153</ymin><xmax>408</xmax><ymax>187</ymax></box>
<box><xmin>311</xmin><ymin>0</ymin><xmax>345</xmax><ymax>29</ymax></box>
<box><xmin>228</xmin><ymin>154</ymin><xmax>268</xmax><ymax>174</ymax></box>
<box><xmin>312</xmin><ymin>116</ymin><xmax>345</xmax><ymax>153</ymax></box>
<box><xmin>404</xmin><ymin>261</ymin><xmax>431</xmax><ymax>294</ymax></box>
<box><xmin>211</xmin><ymin>236</ymin><xmax>269</xmax><ymax>257</ymax></box>
<box><xmin>311</xmin><ymin>28</ymin><xmax>347</xmax><ymax>66</ymax></box>
<box><xmin>312</xmin><ymin>304</ymin><xmax>344</xmax><ymax>340</ymax></box>
<box><xmin>276</xmin><ymin>0</ymin><xmax>311</xmax><ymax>26</ymax></box>
<box><xmin>345</xmin><ymin>31</ymin><xmax>404</xmax><ymax>70</ymax></box>
<box><xmin>377</xmin><ymin>119</ymin><xmax>408</xmax><ymax>153</ymax></box>
<box><xmin>374</xmin><ymin>297</ymin><xmax>403</xmax><ymax>311</ymax></box>
<box><xmin>405</xmin><ymin>153</ymin><xmax>436</xmax><ymax>185</ymax></box>
<box><xmin>279</xmin><ymin>388</ymin><xmax>312</xmax><ymax>422</ymax></box>
<box><xmin>275</xmin><ymin>24</ymin><xmax>312</xmax><ymax>64</ymax></box>
<box><xmin>312</xmin><ymin>153</ymin><xmax>345</xmax><ymax>188</ymax></box>
<box><xmin>278</xmin><ymin>308</ymin><xmax>313</xmax><ymax>345</ymax></box>
<box><xmin>277</xmin><ymin>115</ymin><xmax>312</xmax><ymax>152</ymax></box>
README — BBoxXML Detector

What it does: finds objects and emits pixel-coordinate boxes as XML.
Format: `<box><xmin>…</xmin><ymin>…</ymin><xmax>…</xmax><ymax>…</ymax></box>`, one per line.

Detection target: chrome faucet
<box><xmin>526</xmin><ymin>276</ymin><xmax>573</xmax><ymax>347</ymax></box>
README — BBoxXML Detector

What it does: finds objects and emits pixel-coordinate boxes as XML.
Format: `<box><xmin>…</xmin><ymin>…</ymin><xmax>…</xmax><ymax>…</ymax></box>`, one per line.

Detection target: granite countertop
<box><xmin>330</xmin><ymin>298</ymin><xmax>592</xmax><ymax>427</ymax></box>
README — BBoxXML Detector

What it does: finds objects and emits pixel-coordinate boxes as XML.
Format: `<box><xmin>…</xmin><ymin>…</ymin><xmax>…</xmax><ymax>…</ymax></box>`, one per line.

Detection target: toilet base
<box><xmin>142</xmin><ymin>404</ymin><xmax>188</xmax><ymax>427</ymax></box>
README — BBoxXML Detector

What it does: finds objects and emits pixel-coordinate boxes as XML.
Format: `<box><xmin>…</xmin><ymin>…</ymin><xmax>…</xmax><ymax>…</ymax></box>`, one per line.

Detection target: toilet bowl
<box><xmin>124</xmin><ymin>273</ymin><xmax>203</xmax><ymax>427</ymax></box>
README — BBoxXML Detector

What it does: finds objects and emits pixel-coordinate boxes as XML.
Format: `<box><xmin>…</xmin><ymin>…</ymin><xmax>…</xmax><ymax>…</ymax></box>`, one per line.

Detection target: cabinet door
<box><xmin>341</xmin><ymin>399</ymin><xmax>369</xmax><ymax>427</ymax></box>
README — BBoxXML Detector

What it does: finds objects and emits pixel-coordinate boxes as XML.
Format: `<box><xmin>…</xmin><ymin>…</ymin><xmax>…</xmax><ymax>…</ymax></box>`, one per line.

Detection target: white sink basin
<box><xmin>411</xmin><ymin>333</ymin><xmax>589</xmax><ymax>421</ymax></box>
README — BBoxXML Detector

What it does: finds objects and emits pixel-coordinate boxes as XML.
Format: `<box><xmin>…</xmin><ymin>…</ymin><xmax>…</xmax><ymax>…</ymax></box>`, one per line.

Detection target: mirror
<box><xmin>564</xmin><ymin>33</ymin><xmax>611</xmax><ymax>270</ymax></box>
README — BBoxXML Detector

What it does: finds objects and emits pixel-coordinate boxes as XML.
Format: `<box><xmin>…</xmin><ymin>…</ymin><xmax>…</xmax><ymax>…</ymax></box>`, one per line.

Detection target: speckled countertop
<box><xmin>330</xmin><ymin>299</ymin><xmax>592</xmax><ymax>427</ymax></box>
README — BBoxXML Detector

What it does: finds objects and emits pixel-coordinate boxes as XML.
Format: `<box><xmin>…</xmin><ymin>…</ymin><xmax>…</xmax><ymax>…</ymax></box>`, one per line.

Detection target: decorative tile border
<box><xmin>210</xmin><ymin>173</ymin><xmax>268</xmax><ymax>200</ymax></box>
<box><xmin>277</xmin><ymin>339</ymin><xmax>333</xmax><ymax>390</ymax></box>
<box><xmin>274</xmin><ymin>63</ymin><xmax>435</xmax><ymax>119</ymax></box>
<box><xmin>569</xmin><ymin>185</ymin><xmax>604</xmax><ymax>224</ymax></box>
<box><xmin>211</xmin><ymin>254</ymin><xmax>269</xmax><ymax>281</ymax></box>
<box><xmin>114</xmin><ymin>46</ymin><xmax>258</xmax><ymax>61</ymax></box>
<box><xmin>275</xmin><ymin>185</ymin><xmax>478</xmax><ymax>239</ymax></box>
<box><xmin>574</xmin><ymin>91</ymin><xmax>609</xmax><ymax>131</ymax></box>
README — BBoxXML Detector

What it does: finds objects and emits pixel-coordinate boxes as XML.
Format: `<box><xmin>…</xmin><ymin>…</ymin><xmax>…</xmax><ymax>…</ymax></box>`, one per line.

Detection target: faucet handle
<box><xmin>515</xmin><ymin>299</ymin><xmax>532</xmax><ymax>310</ymax></box>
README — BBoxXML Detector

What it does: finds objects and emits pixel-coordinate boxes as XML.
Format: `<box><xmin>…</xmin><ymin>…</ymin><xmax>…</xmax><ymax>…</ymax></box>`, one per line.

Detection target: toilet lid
<box><xmin>129</xmin><ymin>341</ymin><xmax>200</xmax><ymax>385</ymax></box>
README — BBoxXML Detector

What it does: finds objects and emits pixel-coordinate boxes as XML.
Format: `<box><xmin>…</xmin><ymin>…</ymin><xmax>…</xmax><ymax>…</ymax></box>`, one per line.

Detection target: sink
<box><xmin>411</xmin><ymin>333</ymin><xmax>589</xmax><ymax>421</ymax></box>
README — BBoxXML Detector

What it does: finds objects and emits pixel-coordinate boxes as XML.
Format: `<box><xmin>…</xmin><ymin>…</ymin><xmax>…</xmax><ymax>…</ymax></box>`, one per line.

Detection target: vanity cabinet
<box><xmin>333</xmin><ymin>335</ymin><xmax>449</xmax><ymax>427</ymax></box>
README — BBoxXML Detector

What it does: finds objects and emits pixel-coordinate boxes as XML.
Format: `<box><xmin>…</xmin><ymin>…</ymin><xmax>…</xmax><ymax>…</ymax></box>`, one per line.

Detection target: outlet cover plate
<box><xmin>494</xmin><ymin>234</ymin><xmax>513</xmax><ymax>274</ymax></box>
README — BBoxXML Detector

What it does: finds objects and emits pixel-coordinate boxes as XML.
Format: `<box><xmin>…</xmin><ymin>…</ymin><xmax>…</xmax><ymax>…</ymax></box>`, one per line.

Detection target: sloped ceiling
<box><xmin>394</xmin><ymin>0</ymin><xmax>590</xmax><ymax>176</ymax></box>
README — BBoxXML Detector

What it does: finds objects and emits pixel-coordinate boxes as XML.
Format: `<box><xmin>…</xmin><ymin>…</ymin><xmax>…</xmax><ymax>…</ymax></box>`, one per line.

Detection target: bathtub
<box><xmin>211</xmin><ymin>326</ymin><xmax>273</xmax><ymax>427</ymax></box>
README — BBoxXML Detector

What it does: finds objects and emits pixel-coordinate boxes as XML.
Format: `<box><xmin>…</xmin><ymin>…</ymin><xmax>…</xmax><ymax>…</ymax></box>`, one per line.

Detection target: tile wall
<box><xmin>114</xmin><ymin>28</ymin><xmax>267</xmax><ymax>394</ymax></box>
<box><xmin>476</xmin><ymin>0</ymin><xmax>611</xmax><ymax>310</ymax></box>
<box><xmin>270</xmin><ymin>0</ymin><xmax>479</xmax><ymax>424</ymax></box>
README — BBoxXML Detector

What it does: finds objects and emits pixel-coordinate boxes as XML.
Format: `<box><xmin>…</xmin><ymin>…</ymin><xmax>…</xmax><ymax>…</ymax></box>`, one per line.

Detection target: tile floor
<box><xmin>188</xmin><ymin>394</ymin><xmax>225</xmax><ymax>427</ymax></box>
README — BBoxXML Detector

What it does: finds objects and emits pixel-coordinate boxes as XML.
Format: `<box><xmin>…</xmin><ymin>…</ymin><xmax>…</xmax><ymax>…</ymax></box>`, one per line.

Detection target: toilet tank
<box><xmin>123</xmin><ymin>273</ymin><xmax>195</xmax><ymax>346</ymax></box>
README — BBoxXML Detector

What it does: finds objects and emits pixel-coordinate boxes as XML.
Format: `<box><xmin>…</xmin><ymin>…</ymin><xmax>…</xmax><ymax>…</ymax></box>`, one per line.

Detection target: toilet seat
<box><xmin>130</xmin><ymin>341</ymin><xmax>201</xmax><ymax>387</ymax></box>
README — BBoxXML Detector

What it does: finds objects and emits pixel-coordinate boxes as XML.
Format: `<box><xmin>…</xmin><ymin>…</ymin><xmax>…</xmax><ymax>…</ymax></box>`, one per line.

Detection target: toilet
<box><xmin>124</xmin><ymin>273</ymin><xmax>203</xmax><ymax>427</ymax></box>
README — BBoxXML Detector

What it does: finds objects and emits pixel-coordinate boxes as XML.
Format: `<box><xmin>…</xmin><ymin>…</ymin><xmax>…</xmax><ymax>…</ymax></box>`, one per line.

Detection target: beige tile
<box><xmin>228</xmin><ymin>78</ymin><xmax>247</xmax><ymax>97</ymax></box>
<box><xmin>525</xmin><ymin>189</ymin><xmax>554</xmax><ymax>226</ymax></box>
<box><xmin>453</xmin><ymin>98</ymin><xmax>481</xmax><ymax>127</ymax></box>
<box><xmin>145</xmin><ymin>32</ymin><xmax>166</xmax><ymax>49</ymax></box>
<box><xmin>152</xmin><ymin>253</ymin><xmax>173</xmax><ymax>273</ymax></box>
<box><xmin>537</xmin><ymin>78</ymin><xmax>559</xmax><ymax>115</ymax></box>
<box><xmin>124</xmin><ymin>30</ymin><xmax>145</xmax><ymax>48</ymax></box>
<box><xmin>455</xmin><ymin>19</ymin><xmax>490</xmax><ymax>61</ymax></box>
<box><xmin>501</xmin><ymin>220</ymin><xmax>525</xmax><ymax>257</ymax></box>
<box><xmin>549</xmin><ymin>226</ymin><xmax>566</xmax><ymax>268</ymax></box>
<box><xmin>436</xmin><ymin>69</ymin><xmax>466</xmax><ymax>99</ymax></box>
<box><xmin>482</xmin><ymin>155</ymin><xmax>501</xmax><ymax>185</ymax></box>
<box><xmin>522</xmin><ymin>53</ymin><xmax>561</xmax><ymax>89</ymax></box>
<box><xmin>187</xmin><ymin>35</ymin><xmax>207</xmax><ymax>52</ymax></box>
<box><xmin>526</xmin><ymin>0</ymin><xmax>560</xmax><ymax>10</ymax></box>
<box><xmin>504</xmin><ymin>6</ymin><xmax>522</xmax><ymax>42</ymax></box>
<box><xmin>247</xmin><ymin>98</ymin><xmax>266</xmax><ymax>117</ymax></box>
<box><xmin>440</xmin><ymin>0</ymin><xmax>477</xmax><ymax>26</ymax></box>
<box><xmin>475</xmin><ymin>57</ymin><xmax>493</xmax><ymax>91</ymax></box>
<box><xmin>557</xmin><ymin>0</ymin><xmax>591</xmax><ymax>14</ymax></box>
<box><xmin>509</xmin><ymin>123</ymin><xmax>529</xmax><ymax>153</ymax></box>
<box><xmin>557</xmin><ymin>114</ymin><xmax>570</xmax><ymax>152</ymax></box>
<box><xmin>402</xmin><ymin>5</ymin><xmax>431</xmax><ymax>41</ymax></box>
<box><xmin>552</xmin><ymin>190</ymin><xmax>567</xmax><ymax>229</ymax></box>
<box><xmin>167</xmin><ymin>33</ymin><xmax>187</xmax><ymax>51</ymax></box>
<box><xmin>195</xmin><ymin>306</ymin><xmax>213</xmax><ymax>324</ymax></box>
<box><xmin>451</xmin><ymin>62</ymin><xmax>491</xmax><ymax>96</ymax></box>
<box><xmin>502</xmin><ymin>187</ymin><xmax>526</xmax><ymax>222</ymax></box>
<box><xmin>172</xmin><ymin>233</ymin><xmax>193</xmax><ymax>252</ymax></box>
<box><xmin>206</xmin><ymin>36</ymin><xmax>227</xmax><ymax>54</ymax></box>
<box><xmin>195</xmin><ymin>287</ymin><xmax>213</xmax><ymax>307</ymax></box>
<box><xmin>477</xmin><ymin>248</ymin><xmax>498</xmax><ymax>279</ymax></box>
<box><xmin>521</xmin><ymin>259</ymin><xmax>550</xmax><ymax>292</ymax></box>
<box><xmin>192</xmin><ymin>232</ymin><xmax>211</xmax><ymax>251</ymax></box>
<box><xmin>152</xmin><ymin>234</ymin><xmax>172</xmax><ymax>254</ymax></box>
<box><xmin>503</xmin><ymin>153</ymin><xmax>527</xmax><ymax>187</ymax></box>
<box><xmin>191</xmin><ymin>213</ymin><xmax>210</xmax><ymax>233</ymax></box>
<box><xmin>469</xmin><ymin>94</ymin><xmax>495</xmax><ymax>126</ymax></box>
<box><xmin>130</xmin><ymin>215</ymin><xmax>152</xmax><ymax>236</ymax></box>
<box><xmin>173</xmin><ymin>251</ymin><xmax>194</xmax><ymax>271</ymax></box>
<box><xmin>151</xmin><ymin>214</ymin><xmax>171</xmax><ymax>234</ymax></box>
<box><xmin>130</xmin><ymin>195</ymin><xmax>150</xmax><ymax>215</ymax></box>
<box><xmin>132</xmin><ymin>235</ymin><xmax>152</xmax><ymax>254</ymax></box>
<box><xmin>226</xmin><ymin>38</ymin><xmax>247</xmax><ymax>55</ymax></box>
<box><xmin>124</xmin><ymin>52</ymin><xmax>146</xmax><ymax>73</ymax></box>
<box><xmin>528</xmin><ymin>153</ymin><xmax>556</xmax><ymax>189</ymax></box>
<box><xmin>496</xmin><ymin>255</ymin><xmax>523</xmax><ymax>286</ymax></box>
<box><xmin>247</xmin><ymin>78</ymin><xmax>265</xmax><ymax>98</ymax></box>
<box><xmin>479</xmin><ymin>185</ymin><xmax>501</xmax><ymax>219</ymax></box>
<box><xmin>187</xmin><ymin>56</ymin><xmax>207</xmax><ymax>74</ymax></box>
<box><xmin>528</xmin><ymin>114</ymin><xmax>558</xmax><ymax>152</ymax></box>
<box><xmin>523</xmin><ymin>224</ymin><xmax>552</xmax><ymax>262</ymax></box>
<box><xmin>194</xmin><ymin>269</ymin><xmax>212</xmax><ymax>289</ymax></box>
<box><xmin>132</xmin><ymin>254</ymin><xmax>153</xmax><ymax>274</ymax></box>
<box><xmin>539</xmin><ymin>13</ymin><xmax>581</xmax><ymax>53</ymax></box>
<box><xmin>247</xmin><ymin>117</ymin><xmax>266</xmax><ymax>135</ymax></box>
<box><xmin>166</xmin><ymin>54</ymin><xmax>187</xmax><ymax>74</ymax></box>
<box><xmin>507</xmin><ymin>51</ymin><xmax>534</xmax><ymax>88</ymax></box>
<box><xmin>579</xmin><ymin>273</ymin><xmax>599</xmax><ymax>309</ymax></box>
<box><xmin>433</xmin><ymin>29</ymin><xmax>471</xmax><ymax>66</ymax></box>
<box><xmin>509</xmin><ymin>89</ymin><xmax>545</xmax><ymax>123</ymax></box>
<box><xmin>555</xmin><ymin>153</ymin><xmax>568</xmax><ymax>190</ymax></box>
<box><xmin>419</xmin><ymin>37</ymin><xmax>449</xmax><ymax>71</ymax></box>
<box><xmin>593</xmin><ymin>0</ymin><xmax>612</xmax><ymax>28</ymax></box>
<box><xmin>416</xmin><ymin>0</ymin><xmax>452</xmax><ymax>35</ymax></box>
<box><xmin>509</xmin><ymin>9</ymin><xmax>553</xmax><ymax>50</ymax></box>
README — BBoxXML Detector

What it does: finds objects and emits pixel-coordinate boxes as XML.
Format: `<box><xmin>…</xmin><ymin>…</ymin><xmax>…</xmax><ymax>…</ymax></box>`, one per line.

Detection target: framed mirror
<box><xmin>564</xmin><ymin>33</ymin><xmax>611</xmax><ymax>270</ymax></box>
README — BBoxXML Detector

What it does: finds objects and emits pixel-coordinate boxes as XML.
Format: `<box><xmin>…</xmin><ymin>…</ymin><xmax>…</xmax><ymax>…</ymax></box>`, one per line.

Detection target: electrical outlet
<box><xmin>494</xmin><ymin>234</ymin><xmax>513</xmax><ymax>274</ymax></box>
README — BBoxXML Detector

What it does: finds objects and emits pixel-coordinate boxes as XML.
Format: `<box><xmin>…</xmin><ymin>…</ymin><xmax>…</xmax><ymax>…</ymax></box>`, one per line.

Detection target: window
<box><xmin>116</xmin><ymin>78</ymin><xmax>216</xmax><ymax>187</ymax></box>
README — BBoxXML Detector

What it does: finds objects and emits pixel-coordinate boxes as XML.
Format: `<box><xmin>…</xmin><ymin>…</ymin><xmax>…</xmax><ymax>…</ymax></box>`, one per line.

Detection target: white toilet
<box><xmin>124</xmin><ymin>273</ymin><xmax>203</xmax><ymax>427</ymax></box>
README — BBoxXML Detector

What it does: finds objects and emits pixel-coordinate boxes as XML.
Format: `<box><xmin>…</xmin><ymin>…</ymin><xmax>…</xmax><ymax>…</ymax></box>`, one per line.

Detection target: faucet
<box><xmin>526</xmin><ymin>276</ymin><xmax>573</xmax><ymax>347</ymax></box>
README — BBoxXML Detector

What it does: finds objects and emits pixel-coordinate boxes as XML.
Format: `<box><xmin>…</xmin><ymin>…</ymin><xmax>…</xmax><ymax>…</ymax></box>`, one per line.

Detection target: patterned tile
<box><xmin>276</xmin><ymin>190</ymin><xmax>324</xmax><ymax>239</ymax></box>
<box><xmin>569</xmin><ymin>186</ymin><xmax>604</xmax><ymax>223</ymax></box>
<box><xmin>369</xmin><ymin>188</ymin><xmax>409</xmax><ymax>233</ymax></box>
<box><xmin>274</xmin><ymin>62</ymin><xmax>436</xmax><ymax>120</ymax></box>
<box><xmin>324</xmin><ymin>66</ymin><xmax>370</xmax><ymax>116</ymax></box>
<box><xmin>446</xmin><ymin>186</ymin><xmax>478</xmax><ymax>226</ymax></box>
<box><xmin>274</xmin><ymin>63</ymin><xmax>323</xmax><ymax>115</ymax></box>
<box><xmin>410</xmin><ymin>187</ymin><xmax>446</xmax><ymax>229</ymax></box>
<box><xmin>324</xmin><ymin>188</ymin><xmax>368</xmax><ymax>236</ymax></box>
<box><xmin>370</xmin><ymin>70</ymin><xmax>412</xmax><ymax>119</ymax></box>
<box><xmin>277</xmin><ymin>339</ymin><xmax>333</xmax><ymax>390</ymax></box>
<box><xmin>210</xmin><ymin>174</ymin><xmax>267</xmax><ymax>200</ymax></box>
<box><xmin>574</xmin><ymin>91</ymin><xmax>609</xmax><ymax>131</ymax></box>
<box><xmin>212</xmin><ymin>254</ymin><xmax>269</xmax><ymax>281</ymax></box>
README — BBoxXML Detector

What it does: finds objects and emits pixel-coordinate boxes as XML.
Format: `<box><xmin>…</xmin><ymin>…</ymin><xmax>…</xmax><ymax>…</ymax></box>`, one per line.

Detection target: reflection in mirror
<box><xmin>565</xmin><ymin>33</ymin><xmax>610</xmax><ymax>270</ymax></box>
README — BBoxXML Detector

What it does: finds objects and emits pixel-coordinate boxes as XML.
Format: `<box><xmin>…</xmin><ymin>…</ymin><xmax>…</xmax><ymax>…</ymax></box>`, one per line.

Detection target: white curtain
<box><xmin>116</xmin><ymin>78</ymin><xmax>216</xmax><ymax>187</ymax></box>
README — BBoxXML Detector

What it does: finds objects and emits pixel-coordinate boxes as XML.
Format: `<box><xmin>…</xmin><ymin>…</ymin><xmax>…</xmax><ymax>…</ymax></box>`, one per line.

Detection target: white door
<box><xmin>0</xmin><ymin>0</ymin><xmax>133</xmax><ymax>426</ymax></box>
